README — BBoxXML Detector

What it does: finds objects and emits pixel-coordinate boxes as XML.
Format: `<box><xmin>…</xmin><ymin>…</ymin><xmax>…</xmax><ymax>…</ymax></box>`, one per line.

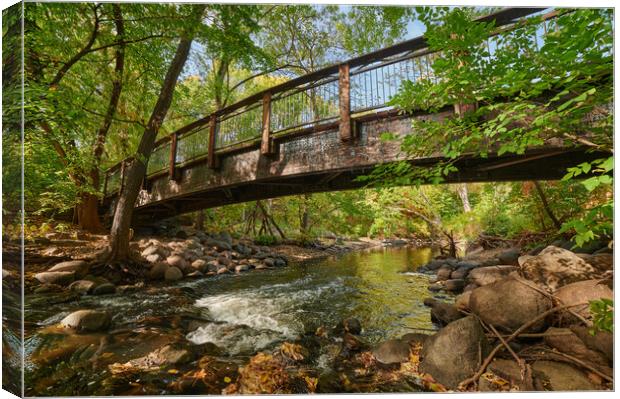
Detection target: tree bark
<box><xmin>533</xmin><ymin>181</ymin><xmax>562</xmax><ymax>230</ymax></box>
<box><xmin>107</xmin><ymin>4</ymin><xmax>206</xmax><ymax>260</ymax></box>
<box><xmin>77</xmin><ymin>4</ymin><xmax>126</xmax><ymax>232</ymax></box>
<box><xmin>456</xmin><ymin>183</ymin><xmax>471</xmax><ymax>213</ymax></box>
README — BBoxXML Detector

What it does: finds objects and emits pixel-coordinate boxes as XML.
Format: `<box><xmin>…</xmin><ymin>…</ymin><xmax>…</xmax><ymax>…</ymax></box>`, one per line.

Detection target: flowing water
<box><xmin>21</xmin><ymin>246</ymin><xmax>452</xmax><ymax>395</ymax></box>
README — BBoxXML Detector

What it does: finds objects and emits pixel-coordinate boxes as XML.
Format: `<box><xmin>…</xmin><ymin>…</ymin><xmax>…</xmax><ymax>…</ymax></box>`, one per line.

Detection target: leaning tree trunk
<box><xmin>107</xmin><ymin>6</ymin><xmax>205</xmax><ymax>260</ymax></box>
<box><xmin>456</xmin><ymin>183</ymin><xmax>471</xmax><ymax>213</ymax></box>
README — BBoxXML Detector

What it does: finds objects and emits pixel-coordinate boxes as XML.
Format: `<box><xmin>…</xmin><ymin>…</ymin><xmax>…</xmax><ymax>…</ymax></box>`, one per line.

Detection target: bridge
<box><xmin>101</xmin><ymin>8</ymin><xmax>607</xmax><ymax>222</ymax></box>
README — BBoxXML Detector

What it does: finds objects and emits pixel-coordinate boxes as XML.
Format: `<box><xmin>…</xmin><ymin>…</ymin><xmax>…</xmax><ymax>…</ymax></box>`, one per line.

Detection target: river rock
<box><xmin>148</xmin><ymin>262</ymin><xmax>168</xmax><ymax>280</ymax></box>
<box><xmin>166</xmin><ymin>255</ymin><xmax>188</xmax><ymax>270</ymax></box>
<box><xmin>217</xmin><ymin>267</ymin><xmax>230</xmax><ymax>275</ymax></box>
<box><xmin>372</xmin><ymin>339</ymin><xmax>410</xmax><ymax>365</ymax></box>
<box><xmin>400</xmin><ymin>332</ymin><xmax>429</xmax><ymax>346</ymax></box>
<box><xmin>34</xmin><ymin>271</ymin><xmax>75</xmax><ymax>286</ymax></box>
<box><xmin>532</xmin><ymin>361</ymin><xmax>599</xmax><ymax>391</ymax></box>
<box><xmin>444</xmin><ymin>279</ymin><xmax>466</xmax><ymax>292</ymax></box>
<box><xmin>275</xmin><ymin>258</ymin><xmax>287</xmax><ymax>267</ymax></box>
<box><xmin>518</xmin><ymin>246</ymin><xmax>597</xmax><ymax>291</ymax></box>
<box><xmin>428</xmin><ymin>282</ymin><xmax>443</xmax><ymax>292</ymax></box>
<box><xmin>467</xmin><ymin>265</ymin><xmax>517</xmax><ymax>286</ymax></box>
<box><xmin>469</xmin><ymin>277</ymin><xmax>552</xmax><ymax>332</ymax></box>
<box><xmin>34</xmin><ymin>283</ymin><xmax>64</xmax><ymax>294</ymax></box>
<box><xmin>217</xmin><ymin>256</ymin><xmax>231</xmax><ymax>266</ymax></box>
<box><xmin>497</xmin><ymin>248</ymin><xmax>520</xmax><ymax>265</ymax></box>
<box><xmin>343</xmin><ymin>317</ymin><xmax>362</xmax><ymax>335</ymax></box>
<box><xmin>436</xmin><ymin>265</ymin><xmax>453</xmax><ymax>281</ymax></box>
<box><xmin>451</xmin><ymin>266</ymin><xmax>472</xmax><ymax>280</ymax></box>
<box><xmin>486</xmin><ymin>358</ymin><xmax>533</xmax><ymax>390</ymax></box>
<box><xmin>145</xmin><ymin>254</ymin><xmax>161</xmax><ymax>263</ymax></box>
<box><xmin>61</xmin><ymin>309</ymin><xmax>111</xmax><ymax>332</ymax></box>
<box><xmin>254</xmin><ymin>264</ymin><xmax>269</xmax><ymax>270</ymax></box>
<box><xmin>420</xmin><ymin>316</ymin><xmax>490</xmax><ymax>389</ymax></box>
<box><xmin>91</xmin><ymin>283</ymin><xmax>116</xmax><ymax>295</ymax></box>
<box><xmin>543</xmin><ymin>327</ymin><xmax>612</xmax><ymax>372</ymax></box>
<box><xmin>205</xmin><ymin>238</ymin><xmax>231</xmax><ymax>251</ymax></box>
<box><xmin>430</xmin><ymin>302</ymin><xmax>464</xmax><ymax>326</ymax></box>
<box><xmin>570</xmin><ymin>325</ymin><xmax>613</xmax><ymax>363</ymax></box>
<box><xmin>553</xmin><ymin>279</ymin><xmax>613</xmax><ymax>324</ymax></box>
<box><xmin>577</xmin><ymin>253</ymin><xmax>613</xmax><ymax>274</ymax></box>
<box><xmin>159</xmin><ymin>344</ymin><xmax>194</xmax><ymax>364</ymax></box>
<box><xmin>235</xmin><ymin>264</ymin><xmax>249</xmax><ymax>273</ymax></box>
<box><xmin>455</xmin><ymin>291</ymin><xmax>472</xmax><ymax>310</ymax></box>
<box><xmin>165</xmin><ymin>266</ymin><xmax>183</xmax><ymax>281</ymax></box>
<box><xmin>48</xmin><ymin>260</ymin><xmax>89</xmax><ymax>278</ymax></box>
<box><xmin>141</xmin><ymin>245</ymin><xmax>160</xmax><ymax>258</ymax></box>
<box><xmin>191</xmin><ymin>259</ymin><xmax>209</xmax><ymax>273</ymax></box>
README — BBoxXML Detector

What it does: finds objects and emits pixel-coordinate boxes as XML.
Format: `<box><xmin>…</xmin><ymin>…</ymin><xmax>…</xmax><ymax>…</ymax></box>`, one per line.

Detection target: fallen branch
<box><xmin>458</xmin><ymin>304</ymin><xmax>574</xmax><ymax>390</ymax></box>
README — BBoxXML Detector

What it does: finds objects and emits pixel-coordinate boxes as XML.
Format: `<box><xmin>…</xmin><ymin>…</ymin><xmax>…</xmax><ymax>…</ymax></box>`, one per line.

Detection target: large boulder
<box><xmin>519</xmin><ymin>246</ymin><xmax>598</xmax><ymax>291</ymax></box>
<box><xmin>570</xmin><ymin>325</ymin><xmax>613</xmax><ymax>364</ymax></box>
<box><xmin>467</xmin><ymin>266</ymin><xmax>517</xmax><ymax>287</ymax></box>
<box><xmin>372</xmin><ymin>339</ymin><xmax>411</xmax><ymax>365</ymax></box>
<box><xmin>532</xmin><ymin>361</ymin><xmax>599</xmax><ymax>391</ymax></box>
<box><xmin>48</xmin><ymin>260</ymin><xmax>89</xmax><ymax>278</ymax></box>
<box><xmin>420</xmin><ymin>316</ymin><xmax>490</xmax><ymax>389</ymax></box>
<box><xmin>455</xmin><ymin>291</ymin><xmax>472</xmax><ymax>311</ymax></box>
<box><xmin>34</xmin><ymin>271</ymin><xmax>75</xmax><ymax>286</ymax></box>
<box><xmin>469</xmin><ymin>277</ymin><xmax>552</xmax><ymax>333</ymax></box>
<box><xmin>61</xmin><ymin>310</ymin><xmax>111</xmax><ymax>332</ymax></box>
<box><xmin>577</xmin><ymin>253</ymin><xmax>613</xmax><ymax>274</ymax></box>
<box><xmin>543</xmin><ymin>327</ymin><xmax>612</xmax><ymax>373</ymax></box>
<box><xmin>553</xmin><ymin>279</ymin><xmax>613</xmax><ymax>324</ymax></box>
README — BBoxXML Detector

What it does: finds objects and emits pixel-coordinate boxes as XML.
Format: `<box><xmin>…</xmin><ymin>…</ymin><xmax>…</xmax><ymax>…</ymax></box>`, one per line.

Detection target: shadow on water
<box><xmin>24</xmin><ymin>246</ymin><xmax>450</xmax><ymax>395</ymax></box>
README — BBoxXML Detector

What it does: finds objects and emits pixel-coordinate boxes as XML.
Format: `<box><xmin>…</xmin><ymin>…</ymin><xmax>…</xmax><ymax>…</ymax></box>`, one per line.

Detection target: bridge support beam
<box><xmin>261</xmin><ymin>92</ymin><xmax>276</xmax><ymax>156</ymax></box>
<box><xmin>339</xmin><ymin>63</ymin><xmax>352</xmax><ymax>141</ymax></box>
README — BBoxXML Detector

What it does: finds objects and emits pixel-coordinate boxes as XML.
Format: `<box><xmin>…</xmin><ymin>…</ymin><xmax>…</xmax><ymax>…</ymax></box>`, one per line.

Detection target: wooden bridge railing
<box><xmin>103</xmin><ymin>7</ymin><xmax>556</xmax><ymax>198</ymax></box>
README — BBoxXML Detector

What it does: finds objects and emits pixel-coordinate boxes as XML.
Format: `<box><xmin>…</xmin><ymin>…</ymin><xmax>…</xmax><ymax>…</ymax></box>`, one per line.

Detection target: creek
<box><xmin>23</xmin><ymin>246</ymin><xmax>455</xmax><ymax>395</ymax></box>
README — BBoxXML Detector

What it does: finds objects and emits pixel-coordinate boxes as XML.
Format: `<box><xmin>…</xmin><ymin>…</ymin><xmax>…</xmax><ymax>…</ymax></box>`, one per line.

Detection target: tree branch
<box><xmin>49</xmin><ymin>3</ymin><xmax>101</xmax><ymax>87</ymax></box>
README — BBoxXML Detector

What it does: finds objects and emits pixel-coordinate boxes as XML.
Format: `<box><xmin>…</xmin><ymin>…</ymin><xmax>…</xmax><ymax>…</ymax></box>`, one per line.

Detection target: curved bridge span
<box><xmin>100</xmin><ymin>8</ymin><xmax>607</xmax><ymax>222</ymax></box>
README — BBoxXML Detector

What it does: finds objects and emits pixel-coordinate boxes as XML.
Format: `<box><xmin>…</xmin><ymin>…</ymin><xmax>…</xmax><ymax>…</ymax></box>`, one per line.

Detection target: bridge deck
<box><xmin>100</xmin><ymin>8</ymin><xmax>605</xmax><ymax>222</ymax></box>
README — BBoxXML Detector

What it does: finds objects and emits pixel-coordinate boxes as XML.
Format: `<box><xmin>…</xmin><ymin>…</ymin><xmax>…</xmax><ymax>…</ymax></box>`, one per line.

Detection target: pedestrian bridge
<box><xmin>101</xmin><ymin>8</ymin><xmax>609</xmax><ymax>222</ymax></box>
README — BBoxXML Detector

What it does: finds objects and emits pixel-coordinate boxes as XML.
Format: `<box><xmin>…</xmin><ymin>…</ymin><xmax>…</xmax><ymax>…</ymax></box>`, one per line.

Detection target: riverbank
<box><xmin>414</xmin><ymin>243</ymin><xmax>613</xmax><ymax>391</ymax></box>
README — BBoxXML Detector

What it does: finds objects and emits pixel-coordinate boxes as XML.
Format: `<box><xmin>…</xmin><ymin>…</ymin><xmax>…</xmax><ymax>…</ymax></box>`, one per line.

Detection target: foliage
<box><xmin>254</xmin><ymin>234</ymin><xmax>278</xmax><ymax>246</ymax></box>
<box><xmin>589</xmin><ymin>298</ymin><xmax>613</xmax><ymax>334</ymax></box>
<box><xmin>363</xmin><ymin>7</ymin><xmax>613</xmax><ymax>245</ymax></box>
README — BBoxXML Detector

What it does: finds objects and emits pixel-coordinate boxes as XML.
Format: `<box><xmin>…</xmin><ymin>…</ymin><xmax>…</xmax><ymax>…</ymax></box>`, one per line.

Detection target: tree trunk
<box><xmin>533</xmin><ymin>181</ymin><xmax>562</xmax><ymax>230</ymax></box>
<box><xmin>107</xmin><ymin>5</ymin><xmax>205</xmax><ymax>260</ymax></box>
<box><xmin>77</xmin><ymin>192</ymin><xmax>104</xmax><ymax>232</ymax></box>
<box><xmin>456</xmin><ymin>183</ymin><xmax>471</xmax><ymax>213</ymax></box>
<box><xmin>195</xmin><ymin>210</ymin><xmax>205</xmax><ymax>231</ymax></box>
<box><xmin>300</xmin><ymin>194</ymin><xmax>310</xmax><ymax>236</ymax></box>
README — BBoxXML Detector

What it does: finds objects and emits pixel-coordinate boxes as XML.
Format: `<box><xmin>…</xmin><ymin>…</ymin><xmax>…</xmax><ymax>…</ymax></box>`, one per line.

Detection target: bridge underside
<box><xmin>102</xmin><ymin>110</ymin><xmax>602</xmax><ymax>224</ymax></box>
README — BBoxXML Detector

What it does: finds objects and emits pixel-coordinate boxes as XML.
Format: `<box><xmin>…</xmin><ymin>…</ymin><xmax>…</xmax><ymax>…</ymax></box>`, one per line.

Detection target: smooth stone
<box><xmin>60</xmin><ymin>310</ymin><xmax>111</xmax><ymax>332</ymax></box>
<box><xmin>148</xmin><ymin>262</ymin><xmax>168</xmax><ymax>280</ymax></box>
<box><xmin>34</xmin><ymin>271</ymin><xmax>75</xmax><ymax>286</ymax></box>
<box><xmin>48</xmin><ymin>260</ymin><xmax>89</xmax><ymax>278</ymax></box>
<box><xmin>68</xmin><ymin>280</ymin><xmax>95</xmax><ymax>294</ymax></box>
<box><xmin>91</xmin><ymin>283</ymin><xmax>116</xmax><ymax>295</ymax></box>
<box><xmin>164</xmin><ymin>266</ymin><xmax>183</xmax><ymax>281</ymax></box>
<box><xmin>372</xmin><ymin>339</ymin><xmax>410</xmax><ymax>365</ymax></box>
<box><xmin>532</xmin><ymin>360</ymin><xmax>599</xmax><ymax>390</ymax></box>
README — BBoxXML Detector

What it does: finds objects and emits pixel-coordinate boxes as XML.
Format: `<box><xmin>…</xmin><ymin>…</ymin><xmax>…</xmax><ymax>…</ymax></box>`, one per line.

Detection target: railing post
<box><xmin>261</xmin><ymin>92</ymin><xmax>276</xmax><ymax>156</ymax></box>
<box><xmin>169</xmin><ymin>133</ymin><xmax>178</xmax><ymax>181</ymax></box>
<box><xmin>207</xmin><ymin>114</ymin><xmax>218</xmax><ymax>169</ymax></box>
<box><xmin>338</xmin><ymin>63</ymin><xmax>352</xmax><ymax>141</ymax></box>
<box><xmin>118</xmin><ymin>160</ymin><xmax>126</xmax><ymax>195</ymax></box>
